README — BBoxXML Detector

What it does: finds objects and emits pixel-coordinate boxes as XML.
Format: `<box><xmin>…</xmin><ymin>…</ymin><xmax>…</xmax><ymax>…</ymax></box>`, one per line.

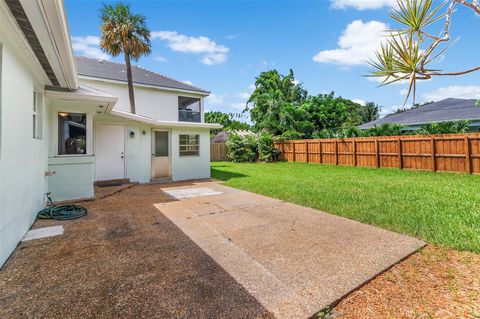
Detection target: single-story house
<box><xmin>358</xmin><ymin>98</ymin><xmax>480</xmax><ymax>131</ymax></box>
<box><xmin>0</xmin><ymin>0</ymin><xmax>220</xmax><ymax>266</ymax></box>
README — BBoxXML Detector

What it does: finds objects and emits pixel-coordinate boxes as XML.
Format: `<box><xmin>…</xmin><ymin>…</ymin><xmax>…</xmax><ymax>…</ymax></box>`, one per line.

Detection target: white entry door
<box><xmin>96</xmin><ymin>124</ymin><xmax>125</xmax><ymax>181</ymax></box>
<box><xmin>151</xmin><ymin>130</ymin><xmax>170</xmax><ymax>179</ymax></box>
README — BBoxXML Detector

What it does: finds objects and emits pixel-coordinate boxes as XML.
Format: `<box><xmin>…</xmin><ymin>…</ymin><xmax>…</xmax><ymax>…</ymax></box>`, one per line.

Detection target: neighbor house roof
<box><xmin>359</xmin><ymin>98</ymin><xmax>480</xmax><ymax>129</ymax></box>
<box><xmin>75</xmin><ymin>56</ymin><xmax>210</xmax><ymax>95</ymax></box>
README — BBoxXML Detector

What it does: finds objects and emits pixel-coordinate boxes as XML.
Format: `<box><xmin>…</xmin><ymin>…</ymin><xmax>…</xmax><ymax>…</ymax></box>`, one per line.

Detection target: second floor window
<box><xmin>178</xmin><ymin>96</ymin><xmax>201</xmax><ymax>122</ymax></box>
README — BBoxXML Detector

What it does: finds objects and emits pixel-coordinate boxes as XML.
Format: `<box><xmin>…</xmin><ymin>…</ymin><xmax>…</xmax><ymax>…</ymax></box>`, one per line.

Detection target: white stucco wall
<box><xmin>46</xmin><ymin>100</ymin><xmax>97</xmax><ymax>202</ymax></box>
<box><xmin>171</xmin><ymin>128</ymin><xmax>211</xmax><ymax>181</ymax></box>
<box><xmin>79</xmin><ymin>79</ymin><xmax>205</xmax><ymax>122</ymax></box>
<box><xmin>0</xmin><ymin>34</ymin><xmax>48</xmax><ymax>266</ymax></box>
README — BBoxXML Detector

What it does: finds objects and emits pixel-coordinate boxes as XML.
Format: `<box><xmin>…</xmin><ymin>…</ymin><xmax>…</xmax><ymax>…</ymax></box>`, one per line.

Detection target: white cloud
<box><xmin>313</xmin><ymin>20</ymin><xmax>388</xmax><ymax>66</ymax></box>
<box><xmin>381</xmin><ymin>104</ymin><xmax>403</xmax><ymax>117</ymax></box>
<box><xmin>154</xmin><ymin>55</ymin><xmax>168</xmax><ymax>62</ymax></box>
<box><xmin>400</xmin><ymin>88</ymin><xmax>409</xmax><ymax>96</ymax></box>
<box><xmin>422</xmin><ymin>85</ymin><xmax>480</xmax><ymax>101</ymax></box>
<box><xmin>206</xmin><ymin>93</ymin><xmax>224</xmax><ymax>105</ymax></box>
<box><xmin>237</xmin><ymin>92</ymin><xmax>251</xmax><ymax>99</ymax></box>
<box><xmin>226</xmin><ymin>33</ymin><xmax>240</xmax><ymax>40</ymax></box>
<box><xmin>182</xmin><ymin>80</ymin><xmax>193</xmax><ymax>85</ymax></box>
<box><xmin>71</xmin><ymin>36</ymin><xmax>110</xmax><ymax>60</ymax></box>
<box><xmin>152</xmin><ymin>31</ymin><xmax>229</xmax><ymax>65</ymax></box>
<box><xmin>330</xmin><ymin>0</ymin><xmax>396</xmax><ymax>10</ymax></box>
<box><xmin>231</xmin><ymin>102</ymin><xmax>247</xmax><ymax>111</ymax></box>
<box><xmin>352</xmin><ymin>99</ymin><xmax>366</xmax><ymax>106</ymax></box>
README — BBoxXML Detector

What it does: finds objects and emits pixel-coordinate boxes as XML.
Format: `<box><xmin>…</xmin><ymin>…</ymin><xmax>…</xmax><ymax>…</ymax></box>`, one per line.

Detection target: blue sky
<box><xmin>66</xmin><ymin>0</ymin><xmax>480</xmax><ymax>120</ymax></box>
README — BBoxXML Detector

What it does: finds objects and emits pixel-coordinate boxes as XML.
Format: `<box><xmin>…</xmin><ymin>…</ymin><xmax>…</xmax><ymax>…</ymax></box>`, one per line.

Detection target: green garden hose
<box><xmin>37</xmin><ymin>195</ymin><xmax>88</xmax><ymax>220</ymax></box>
<box><xmin>37</xmin><ymin>205</ymin><xmax>88</xmax><ymax>220</ymax></box>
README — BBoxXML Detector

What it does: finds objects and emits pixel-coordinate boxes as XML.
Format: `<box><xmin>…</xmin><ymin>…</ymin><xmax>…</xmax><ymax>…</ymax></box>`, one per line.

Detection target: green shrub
<box><xmin>226</xmin><ymin>134</ymin><xmax>258</xmax><ymax>162</ymax></box>
<box><xmin>280</xmin><ymin>130</ymin><xmax>302</xmax><ymax>140</ymax></box>
<box><xmin>417</xmin><ymin>120</ymin><xmax>471</xmax><ymax>135</ymax></box>
<box><xmin>366</xmin><ymin>123</ymin><xmax>405</xmax><ymax>136</ymax></box>
<box><xmin>258</xmin><ymin>132</ymin><xmax>279</xmax><ymax>162</ymax></box>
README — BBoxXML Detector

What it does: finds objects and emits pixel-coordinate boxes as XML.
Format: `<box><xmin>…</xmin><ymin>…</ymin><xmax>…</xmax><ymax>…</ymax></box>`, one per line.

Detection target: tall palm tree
<box><xmin>100</xmin><ymin>3</ymin><xmax>151</xmax><ymax>114</ymax></box>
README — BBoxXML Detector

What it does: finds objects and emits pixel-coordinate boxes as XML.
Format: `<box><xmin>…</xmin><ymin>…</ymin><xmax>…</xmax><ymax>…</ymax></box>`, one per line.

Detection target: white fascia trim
<box><xmin>38</xmin><ymin>0</ymin><xmax>78</xmax><ymax>89</ymax></box>
<box><xmin>45</xmin><ymin>88</ymin><xmax>118</xmax><ymax>112</ymax></box>
<box><xmin>111</xmin><ymin>109</ymin><xmax>223</xmax><ymax>129</ymax></box>
<box><xmin>0</xmin><ymin>1</ymin><xmax>49</xmax><ymax>85</ymax></box>
<box><xmin>79</xmin><ymin>75</ymin><xmax>210</xmax><ymax>97</ymax></box>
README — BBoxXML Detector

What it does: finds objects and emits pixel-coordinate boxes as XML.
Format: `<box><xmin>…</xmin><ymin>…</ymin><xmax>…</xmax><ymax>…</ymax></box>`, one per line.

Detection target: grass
<box><xmin>211</xmin><ymin>162</ymin><xmax>480</xmax><ymax>253</ymax></box>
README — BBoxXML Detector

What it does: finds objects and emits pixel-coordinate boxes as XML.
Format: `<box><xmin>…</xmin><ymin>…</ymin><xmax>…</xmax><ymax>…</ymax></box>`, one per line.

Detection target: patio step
<box><xmin>94</xmin><ymin>178</ymin><xmax>130</xmax><ymax>187</ymax></box>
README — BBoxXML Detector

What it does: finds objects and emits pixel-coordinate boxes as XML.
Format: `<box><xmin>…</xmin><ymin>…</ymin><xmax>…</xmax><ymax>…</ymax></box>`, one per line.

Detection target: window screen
<box><xmin>179</xmin><ymin>134</ymin><xmax>199</xmax><ymax>156</ymax></box>
<box><xmin>155</xmin><ymin>131</ymin><xmax>169</xmax><ymax>156</ymax></box>
<box><xmin>58</xmin><ymin>112</ymin><xmax>87</xmax><ymax>155</ymax></box>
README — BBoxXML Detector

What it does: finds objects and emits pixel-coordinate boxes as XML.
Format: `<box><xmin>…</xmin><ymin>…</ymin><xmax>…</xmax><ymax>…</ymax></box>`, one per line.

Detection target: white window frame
<box><xmin>179</xmin><ymin>134</ymin><xmax>200</xmax><ymax>157</ymax></box>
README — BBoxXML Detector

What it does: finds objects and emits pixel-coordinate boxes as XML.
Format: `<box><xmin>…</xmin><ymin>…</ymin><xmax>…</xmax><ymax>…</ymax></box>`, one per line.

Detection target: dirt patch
<box><xmin>0</xmin><ymin>182</ymin><xmax>273</xmax><ymax>319</ymax></box>
<box><xmin>333</xmin><ymin>245</ymin><xmax>480</xmax><ymax>319</ymax></box>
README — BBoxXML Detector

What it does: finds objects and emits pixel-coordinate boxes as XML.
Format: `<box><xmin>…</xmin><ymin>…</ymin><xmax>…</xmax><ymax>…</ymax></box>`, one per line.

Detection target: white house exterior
<box><xmin>0</xmin><ymin>0</ymin><xmax>220</xmax><ymax>267</ymax></box>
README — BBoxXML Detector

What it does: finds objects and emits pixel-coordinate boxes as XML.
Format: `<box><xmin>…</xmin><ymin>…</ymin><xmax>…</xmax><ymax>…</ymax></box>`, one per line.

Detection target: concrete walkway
<box><xmin>156</xmin><ymin>182</ymin><xmax>425</xmax><ymax>319</ymax></box>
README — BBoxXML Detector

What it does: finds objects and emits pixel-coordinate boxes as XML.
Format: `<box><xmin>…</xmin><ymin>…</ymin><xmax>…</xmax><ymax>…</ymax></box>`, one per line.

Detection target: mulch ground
<box><xmin>333</xmin><ymin>245</ymin><xmax>480</xmax><ymax>319</ymax></box>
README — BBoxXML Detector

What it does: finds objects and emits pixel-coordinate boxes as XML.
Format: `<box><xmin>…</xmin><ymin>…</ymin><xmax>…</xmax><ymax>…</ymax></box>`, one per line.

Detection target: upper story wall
<box><xmin>80</xmin><ymin>78</ymin><xmax>205</xmax><ymax>123</ymax></box>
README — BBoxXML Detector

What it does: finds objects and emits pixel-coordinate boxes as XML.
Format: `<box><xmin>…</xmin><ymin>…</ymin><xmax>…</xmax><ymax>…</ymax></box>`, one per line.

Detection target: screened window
<box><xmin>58</xmin><ymin>112</ymin><xmax>87</xmax><ymax>155</ymax></box>
<box><xmin>154</xmin><ymin>131</ymin><xmax>169</xmax><ymax>157</ymax></box>
<box><xmin>178</xmin><ymin>96</ymin><xmax>201</xmax><ymax>122</ymax></box>
<box><xmin>179</xmin><ymin>134</ymin><xmax>199</xmax><ymax>156</ymax></box>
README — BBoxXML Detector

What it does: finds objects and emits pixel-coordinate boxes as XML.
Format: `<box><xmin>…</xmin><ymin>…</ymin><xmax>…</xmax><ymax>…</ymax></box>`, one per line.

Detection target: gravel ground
<box><xmin>333</xmin><ymin>245</ymin><xmax>480</xmax><ymax>319</ymax></box>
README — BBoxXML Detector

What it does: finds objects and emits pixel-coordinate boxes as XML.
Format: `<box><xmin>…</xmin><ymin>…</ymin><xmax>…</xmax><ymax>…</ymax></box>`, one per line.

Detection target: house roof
<box><xmin>359</xmin><ymin>98</ymin><xmax>480</xmax><ymax>129</ymax></box>
<box><xmin>75</xmin><ymin>56</ymin><xmax>209</xmax><ymax>95</ymax></box>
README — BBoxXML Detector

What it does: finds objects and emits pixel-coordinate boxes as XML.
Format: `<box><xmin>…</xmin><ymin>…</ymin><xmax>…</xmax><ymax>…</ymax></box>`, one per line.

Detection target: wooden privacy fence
<box><xmin>275</xmin><ymin>133</ymin><xmax>480</xmax><ymax>174</ymax></box>
<box><xmin>211</xmin><ymin>142</ymin><xmax>228</xmax><ymax>161</ymax></box>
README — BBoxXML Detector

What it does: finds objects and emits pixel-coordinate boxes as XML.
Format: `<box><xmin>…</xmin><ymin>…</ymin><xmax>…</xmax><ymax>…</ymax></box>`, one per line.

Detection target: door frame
<box><xmin>151</xmin><ymin>128</ymin><xmax>172</xmax><ymax>180</ymax></box>
<box><xmin>95</xmin><ymin>123</ymin><xmax>126</xmax><ymax>181</ymax></box>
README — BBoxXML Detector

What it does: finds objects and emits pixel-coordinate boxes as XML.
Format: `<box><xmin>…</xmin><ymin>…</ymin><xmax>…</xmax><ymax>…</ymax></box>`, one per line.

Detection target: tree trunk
<box><xmin>124</xmin><ymin>52</ymin><xmax>136</xmax><ymax>114</ymax></box>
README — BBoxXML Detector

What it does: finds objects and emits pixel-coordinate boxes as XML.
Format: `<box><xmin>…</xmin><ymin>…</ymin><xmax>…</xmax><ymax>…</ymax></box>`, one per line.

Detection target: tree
<box><xmin>246</xmin><ymin>70</ymin><xmax>307</xmax><ymax>134</ymax></box>
<box><xmin>205</xmin><ymin>111</ymin><xmax>251</xmax><ymax>131</ymax></box>
<box><xmin>369</xmin><ymin>0</ymin><xmax>479</xmax><ymax>103</ymax></box>
<box><xmin>100</xmin><ymin>3</ymin><xmax>151</xmax><ymax>114</ymax></box>
<box><xmin>361</xmin><ymin>102</ymin><xmax>381</xmax><ymax>123</ymax></box>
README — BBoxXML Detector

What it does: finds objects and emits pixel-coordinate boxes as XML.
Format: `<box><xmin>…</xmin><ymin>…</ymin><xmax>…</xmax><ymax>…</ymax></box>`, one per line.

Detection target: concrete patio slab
<box><xmin>156</xmin><ymin>182</ymin><xmax>425</xmax><ymax>319</ymax></box>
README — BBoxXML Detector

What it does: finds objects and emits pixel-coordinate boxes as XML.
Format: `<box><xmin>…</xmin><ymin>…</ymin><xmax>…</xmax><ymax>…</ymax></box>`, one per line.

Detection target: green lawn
<box><xmin>211</xmin><ymin>162</ymin><xmax>480</xmax><ymax>253</ymax></box>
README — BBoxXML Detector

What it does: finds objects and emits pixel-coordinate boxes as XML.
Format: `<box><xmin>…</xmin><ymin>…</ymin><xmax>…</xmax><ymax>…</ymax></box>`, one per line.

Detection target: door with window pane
<box><xmin>151</xmin><ymin>130</ymin><xmax>170</xmax><ymax>179</ymax></box>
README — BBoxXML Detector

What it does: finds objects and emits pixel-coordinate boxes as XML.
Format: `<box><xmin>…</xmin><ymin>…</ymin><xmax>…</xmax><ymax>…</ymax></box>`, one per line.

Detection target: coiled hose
<box><xmin>37</xmin><ymin>195</ymin><xmax>88</xmax><ymax>220</ymax></box>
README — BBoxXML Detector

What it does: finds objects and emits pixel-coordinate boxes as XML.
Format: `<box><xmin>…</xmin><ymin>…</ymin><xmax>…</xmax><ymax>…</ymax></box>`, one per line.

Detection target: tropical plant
<box><xmin>100</xmin><ymin>3</ymin><xmax>151</xmax><ymax>114</ymax></box>
<box><xmin>226</xmin><ymin>134</ymin><xmax>258</xmax><ymax>162</ymax></box>
<box><xmin>258</xmin><ymin>132</ymin><xmax>279</xmax><ymax>162</ymax></box>
<box><xmin>365</xmin><ymin>123</ymin><xmax>406</xmax><ymax>136</ymax></box>
<box><xmin>417</xmin><ymin>120</ymin><xmax>471</xmax><ymax>134</ymax></box>
<box><xmin>369</xmin><ymin>0</ymin><xmax>480</xmax><ymax>104</ymax></box>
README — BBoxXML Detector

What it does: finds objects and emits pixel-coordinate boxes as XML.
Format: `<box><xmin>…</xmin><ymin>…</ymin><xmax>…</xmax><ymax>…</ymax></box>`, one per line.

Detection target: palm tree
<box><xmin>100</xmin><ymin>3</ymin><xmax>151</xmax><ymax>114</ymax></box>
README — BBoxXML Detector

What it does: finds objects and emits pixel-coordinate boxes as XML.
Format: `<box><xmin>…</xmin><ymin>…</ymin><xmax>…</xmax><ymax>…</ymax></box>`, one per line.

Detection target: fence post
<box><xmin>281</xmin><ymin>142</ymin><xmax>285</xmax><ymax>161</ymax></box>
<box><xmin>292</xmin><ymin>142</ymin><xmax>296</xmax><ymax>162</ymax></box>
<box><xmin>319</xmin><ymin>140</ymin><xmax>322</xmax><ymax>164</ymax></box>
<box><xmin>352</xmin><ymin>140</ymin><xmax>357</xmax><ymax>166</ymax></box>
<box><xmin>398</xmin><ymin>138</ymin><xmax>403</xmax><ymax>169</ymax></box>
<box><xmin>335</xmin><ymin>140</ymin><xmax>339</xmax><ymax>165</ymax></box>
<box><xmin>375</xmin><ymin>139</ymin><xmax>380</xmax><ymax>168</ymax></box>
<box><xmin>305</xmin><ymin>141</ymin><xmax>309</xmax><ymax>163</ymax></box>
<box><xmin>430</xmin><ymin>137</ymin><xmax>436</xmax><ymax>172</ymax></box>
<box><xmin>465</xmin><ymin>136</ymin><xmax>472</xmax><ymax>174</ymax></box>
